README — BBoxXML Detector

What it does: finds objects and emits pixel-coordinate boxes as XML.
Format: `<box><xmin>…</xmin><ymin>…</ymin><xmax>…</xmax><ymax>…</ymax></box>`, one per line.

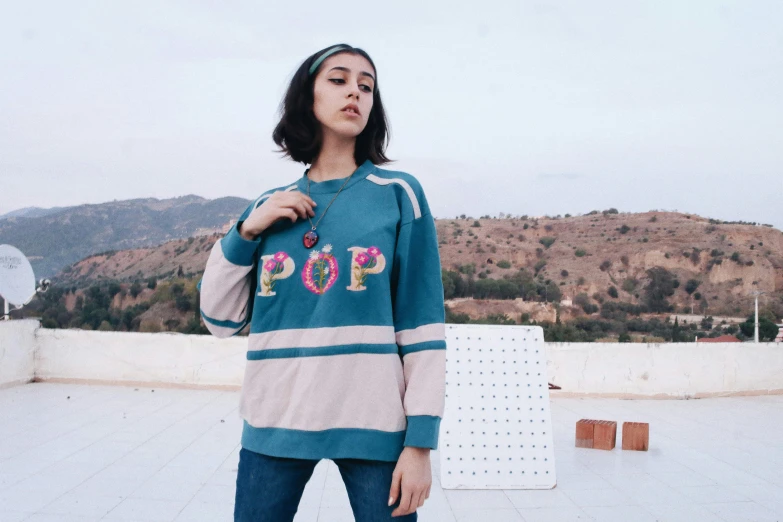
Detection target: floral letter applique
<box><xmin>302</xmin><ymin>244</ymin><xmax>339</xmax><ymax>295</ymax></box>
<box><xmin>258</xmin><ymin>252</ymin><xmax>295</xmax><ymax>297</ymax></box>
<box><xmin>347</xmin><ymin>246</ymin><xmax>386</xmax><ymax>291</ymax></box>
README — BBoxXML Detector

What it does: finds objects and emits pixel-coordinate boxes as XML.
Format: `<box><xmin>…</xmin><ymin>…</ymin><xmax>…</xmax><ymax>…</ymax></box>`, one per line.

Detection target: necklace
<box><xmin>303</xmin><ymin>168</ymin><xmax>354</xmax><ymax>249</ymax></box>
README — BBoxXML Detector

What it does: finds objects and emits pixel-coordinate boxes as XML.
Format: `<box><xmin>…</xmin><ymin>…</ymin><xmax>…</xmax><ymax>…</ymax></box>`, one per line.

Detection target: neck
<box><xmin>309</xmin><ymin>132</ymin><xmax>358</xmax><ymax>182</ymax></box>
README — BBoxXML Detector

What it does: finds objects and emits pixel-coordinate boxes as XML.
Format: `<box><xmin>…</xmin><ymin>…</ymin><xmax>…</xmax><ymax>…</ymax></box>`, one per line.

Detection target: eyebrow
<box><xmin>328</xmin><ymin>66</ymin><xmax>375</xmax><ymax>82</ymax></box>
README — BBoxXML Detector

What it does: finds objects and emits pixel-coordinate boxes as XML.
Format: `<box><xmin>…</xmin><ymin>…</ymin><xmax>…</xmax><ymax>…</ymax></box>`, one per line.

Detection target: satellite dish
<box><xmin>0</xmin><ymin>244</ymin><xmax>36</xmax><ymax>306</ymax></box>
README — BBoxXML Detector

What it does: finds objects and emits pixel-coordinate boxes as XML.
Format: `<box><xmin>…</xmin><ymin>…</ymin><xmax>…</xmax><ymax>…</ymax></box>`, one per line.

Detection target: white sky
<box><xmin>1</xmin><ymin>1</ymin><xmax>781</xmax><ymax>229</ymax></box>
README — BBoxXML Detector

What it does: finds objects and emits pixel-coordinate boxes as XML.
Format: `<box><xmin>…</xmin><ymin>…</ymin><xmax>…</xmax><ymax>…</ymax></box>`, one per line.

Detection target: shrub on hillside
<box><xmin>622</xmin><ymin>278</ymin><xmax>638</xmax><ymax>293</ymax></box>
<box><xmin>573</xmin><ymin>293</ymin><xmax>598</xmax><ymax>314</ymax></box>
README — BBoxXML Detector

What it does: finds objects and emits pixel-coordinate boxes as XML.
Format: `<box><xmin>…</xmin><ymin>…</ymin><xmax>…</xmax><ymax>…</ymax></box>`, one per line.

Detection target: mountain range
<box><xmin>30</xmin><ymin>198</ymin><xmax>783</xmax><ymax>321</ymax></box>
<box><xmin>0</xmin><ymin>195</ymin><xmax>249</xmax><ymax>277</ymax></box>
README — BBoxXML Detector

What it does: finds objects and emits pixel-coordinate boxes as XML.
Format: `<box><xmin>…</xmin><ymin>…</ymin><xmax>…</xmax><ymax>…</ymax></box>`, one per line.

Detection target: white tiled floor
<box><xmin>1</xmin><ymin>383</ymin><xmax>782</xmax><ymax>521</ymax></box>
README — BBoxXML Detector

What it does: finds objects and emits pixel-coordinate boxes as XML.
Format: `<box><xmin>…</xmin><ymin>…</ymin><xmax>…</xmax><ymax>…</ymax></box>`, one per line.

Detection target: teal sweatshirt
<box><xmin>198</xmin><ymin>159</ymin><xmax>446</xmax><ymax>462</ymax></box>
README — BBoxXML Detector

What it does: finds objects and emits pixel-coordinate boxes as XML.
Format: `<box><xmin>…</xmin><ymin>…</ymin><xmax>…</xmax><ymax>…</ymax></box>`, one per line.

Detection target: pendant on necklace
<box><xmin>303</xmin><ymin>228</ymin><xmax>319</xmax><ymax>249</ymax></box>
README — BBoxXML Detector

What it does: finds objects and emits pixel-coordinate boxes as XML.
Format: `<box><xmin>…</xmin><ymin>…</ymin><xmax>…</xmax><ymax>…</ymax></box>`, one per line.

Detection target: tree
<box><xmin>685</xmin><ymin>279</ymin><xmax>701</xmax><ymax>295</ymax></box>
<box><xmin>442</xmin><ymin>270</ymin><xmax>456</xmax><ymax>299</ymax></box>
<box><xmin>644</xmin><ymin>267</ymin><xmax>676</xmax><ymax>313</ymax></box>
<box><xmin>98</xmin><ymin>320</ymin><xmax>113</xmax><ymax>331</ymax></box>
<box><xmin>671</xmin><ymin>317</ymin><xmax>682</xmax><ymax>342</ymax></box>
<box><xmin>739</xmin><ymin>312</ymin><xmax>780</xmax><ymax>341</ymax></box>
<box><xmin>107</xmin><ymin>283</ymin><xmax>122</xmax><ymax>299</ymax></box>
<box><xmin>542</xmin><ymin>281</ymin><xmax>562</xmax><ymax>303</ymax></box>
<box><xmin>608</xmin><ymin>286</ymin><xmax>618</xmax><ymax>299</ymax></box>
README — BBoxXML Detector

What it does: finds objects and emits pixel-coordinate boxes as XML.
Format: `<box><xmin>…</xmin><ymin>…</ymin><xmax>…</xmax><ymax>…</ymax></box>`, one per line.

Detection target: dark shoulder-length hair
<box><xmin>272</xmin><ymin>44</ymin><xmax>392</xmax><ymax>166</ymax></box>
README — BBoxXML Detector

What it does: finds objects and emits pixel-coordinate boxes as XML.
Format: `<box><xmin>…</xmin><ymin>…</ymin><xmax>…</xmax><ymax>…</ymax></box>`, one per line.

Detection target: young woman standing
<box><xmin>199</xmin><ymin>44</ymin><xmax>446</xmax><ymax>521</ymax></box>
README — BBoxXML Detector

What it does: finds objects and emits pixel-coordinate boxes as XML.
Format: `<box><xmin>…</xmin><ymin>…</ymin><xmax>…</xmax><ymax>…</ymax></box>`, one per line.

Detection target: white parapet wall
<box><xmin>1</xmin><ymin>321</ymin><xmax>781</xmax><ymax>397</ymax></box>
<box><xmin>0</xmin><ymin>319</ymin><xmax>39</xmax><ymax>388</ymax></box>
<box><xmin>547</xmin><ymin>342</ymin><xmax>783</xmax><ymax>398</ymax></box>
<box><xmin>35</xmin><ymin>326</ymin><xmax>247</xmax><ymax>389</ymax></box>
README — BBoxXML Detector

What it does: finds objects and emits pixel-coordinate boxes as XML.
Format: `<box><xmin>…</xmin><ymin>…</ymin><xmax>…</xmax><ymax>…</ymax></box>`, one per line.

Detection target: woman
<box><xmin>198</xmin><ymin>43</ymin><xmax>446</xmax><ymax>521</ymax></box>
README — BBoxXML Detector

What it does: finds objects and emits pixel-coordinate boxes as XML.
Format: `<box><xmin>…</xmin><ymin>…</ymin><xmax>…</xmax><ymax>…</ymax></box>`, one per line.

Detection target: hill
<box><xmin>436</xmin><ymin>210</ymin><xmax>783</xmax><ymax>319</ymax></box>
<box><xmin>51</xmin><ymin>209</ymin><xmax>783</xmax><ymax>321</ymax></box>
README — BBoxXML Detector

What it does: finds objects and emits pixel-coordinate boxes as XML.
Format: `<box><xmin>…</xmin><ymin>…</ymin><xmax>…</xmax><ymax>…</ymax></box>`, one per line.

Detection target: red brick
<box><xmin>575</xmin><ymin>419</ymin><xmax>596</xmax><ymax>448</ymax></box>
<box><xmin>622</xmin><ymin>422</ymin><xmax>649</xmax><ymax>451</ymax></box>
<box><xmin>593</xmin><ymin>420</ymin><xmax>617</xmax><ymax>450</ymax></box>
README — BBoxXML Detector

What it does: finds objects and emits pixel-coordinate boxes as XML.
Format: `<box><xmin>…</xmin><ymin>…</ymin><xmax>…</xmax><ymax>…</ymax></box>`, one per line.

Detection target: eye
<box><xmin>329</xmin><ymin>78</ymin><xmax>345</xmax><ymax>84</ymax></box>
<box><xmin>360</xmin><ymin>84</ymin><xmax>373</xmax><ymax>93</ymax></box>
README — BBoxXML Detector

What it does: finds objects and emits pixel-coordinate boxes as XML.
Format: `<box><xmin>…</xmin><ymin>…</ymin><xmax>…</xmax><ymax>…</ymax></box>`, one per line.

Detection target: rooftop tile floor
<box><xmin>1</xmin><ymin>383</ymin><xmax>782</xmax><ymax>521</ymax></box>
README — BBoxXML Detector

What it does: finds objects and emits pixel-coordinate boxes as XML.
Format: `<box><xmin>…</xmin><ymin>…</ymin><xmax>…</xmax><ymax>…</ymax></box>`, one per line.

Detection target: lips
<box><xmin>341</xmin><ymin>103</ymin><xmax>360</xmax><ymax>116</ymax></box>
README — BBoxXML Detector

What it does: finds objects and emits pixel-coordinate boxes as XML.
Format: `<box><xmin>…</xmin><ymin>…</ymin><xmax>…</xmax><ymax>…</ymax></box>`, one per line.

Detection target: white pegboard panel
<box><xmin>439</xmin><ymin>324</ymin><xmax>556</xmax><ymax>490</ymax></box>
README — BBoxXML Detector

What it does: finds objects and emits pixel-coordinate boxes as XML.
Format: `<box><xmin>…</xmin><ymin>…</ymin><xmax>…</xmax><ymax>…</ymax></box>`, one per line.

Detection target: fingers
<box><xmin>291</xmin><ymin>191</ymin><xmax>317</xmax><ymax>210</ymax></box>
<box><xmin>388</xmin><ymin>470</ymin><xmax>401</xmax><ymax>508</ymax></box>
<box><xmin>272</xmin><ymin>195</ymin><xmax>315</xmax><ymax>222</ymax></box>
<box><xmin>393</xmin><ymin>489</ymin><xmax>427</xmax><ymax>516</ymax></box>
<box><xmin>425</xmin><ymin>485</ymin><xmax>431</xmax><ymax>499</ymax></box>
<box><xmin>290</xmin><ymin>194</ymin><xmax>315</xmax><ymax>219</ymax></box>
<box><xmin>293</xmin><ymin>201</ymin><xmax>309</xmax><ymax>219</ymax></box>
<box><xmin>392</xmin><ymin>486</ymin><xmax>414</xmax><ymax>517</ymax></box>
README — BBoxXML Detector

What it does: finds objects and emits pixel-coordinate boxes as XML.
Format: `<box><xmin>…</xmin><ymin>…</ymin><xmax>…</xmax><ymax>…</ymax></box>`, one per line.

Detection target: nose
<box><xmin>347</xmin><ymin>81</ymin><xmax>361</xmax><ymax>100</ymax></box>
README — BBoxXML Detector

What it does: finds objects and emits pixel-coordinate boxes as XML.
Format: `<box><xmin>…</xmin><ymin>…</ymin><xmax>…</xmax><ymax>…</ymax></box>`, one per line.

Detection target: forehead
<box><xmin>320</xmin><ymin>52</ymin><xmax>375</xmax><ymax>78</ymax></box>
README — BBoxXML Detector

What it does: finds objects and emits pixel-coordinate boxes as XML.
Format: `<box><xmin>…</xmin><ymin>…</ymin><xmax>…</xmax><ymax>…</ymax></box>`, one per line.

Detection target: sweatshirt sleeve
<box><xmin>391</xmin><ymin>182</ymin><xmax>447</xmax><ymax>450</ymax></box>
<box><xmin>197</xmin><ymin>202</ymin><xmax>260</xmax><ymax>338</ymax></box>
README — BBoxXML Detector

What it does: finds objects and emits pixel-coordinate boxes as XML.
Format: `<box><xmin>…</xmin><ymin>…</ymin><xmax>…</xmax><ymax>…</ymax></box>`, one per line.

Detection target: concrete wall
<box><xmin>1</xmin><ymin>322</ymin><xmax>781</xmax><ymax>397</ymax></box>
<box><xmin>35</xmin><ymin>327</ymin><xmax>246</xmax><ymax>390</ymax></box>
<box><xmin>547</xmin><ymin>342</ymin><xmax>783</xmax><ymax>398</ymax></box>
<box><xmin>0</xmin><ymin>319</ymin><xmax>39</xmax><ymax>388</ymax></box>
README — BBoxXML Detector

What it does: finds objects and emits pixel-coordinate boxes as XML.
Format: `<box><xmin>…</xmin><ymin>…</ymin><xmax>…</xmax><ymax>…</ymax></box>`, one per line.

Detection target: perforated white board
<box><xmin>439</xmin><ymin>324</ymin><xmax>556</xmax><ymax>489</ymax></box>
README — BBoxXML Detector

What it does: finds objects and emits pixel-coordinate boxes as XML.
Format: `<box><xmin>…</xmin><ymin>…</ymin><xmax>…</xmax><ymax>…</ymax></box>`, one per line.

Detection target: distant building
<box><xmin>775</xmin><ymin>324</ymin><xmax>783</xmax><ymax>343</ymax></box>
<box><xmin>560</xmin><ymin>295</ymin><xmax>572</xmax><ymax>306</ymax></box>
<box><xmin>222</xmin><ymin>219</ymin><xmax>236</xmax><ymax>234</ymax></box>
<box><xmin>697</xmin><ymin>335</ymin><xmax>741</xmax><ymax>343</ymax></box>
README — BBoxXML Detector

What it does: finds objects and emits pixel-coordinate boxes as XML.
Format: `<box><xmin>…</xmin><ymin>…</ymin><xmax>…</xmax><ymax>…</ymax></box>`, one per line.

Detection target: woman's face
<box><xmin>312</xmin><ymin>52</ymin><xmax>376</xmax><ymax>140</ymax></box>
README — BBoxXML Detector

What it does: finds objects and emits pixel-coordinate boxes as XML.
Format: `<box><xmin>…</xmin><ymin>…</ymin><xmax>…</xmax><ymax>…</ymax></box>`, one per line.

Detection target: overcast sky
<box><xmin>1</xmin><ymin>1</ymin><xmax>781</xmax><ymax>229</ymax></box>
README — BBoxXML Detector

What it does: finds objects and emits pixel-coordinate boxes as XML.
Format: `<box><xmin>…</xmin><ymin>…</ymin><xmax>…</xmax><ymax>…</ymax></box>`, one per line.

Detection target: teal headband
<box><xmin>308</xmin><ymin>46</ymin><xmax>350</xmax><ymax>75</ymax></box>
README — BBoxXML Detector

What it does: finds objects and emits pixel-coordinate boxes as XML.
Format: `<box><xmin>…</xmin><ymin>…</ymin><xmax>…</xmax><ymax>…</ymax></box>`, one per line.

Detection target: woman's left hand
<box><xmin>389</xmin><ymin>446</ymin><xmax>432</xmax><ymax>517</ymax></box>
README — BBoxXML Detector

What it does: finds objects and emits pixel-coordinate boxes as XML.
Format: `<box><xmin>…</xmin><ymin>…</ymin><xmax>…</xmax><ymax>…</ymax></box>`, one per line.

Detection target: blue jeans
<box><xmin>234</xmin><ymin>447</ymin><xmax>418</xmax><ymax>521</ymax></box>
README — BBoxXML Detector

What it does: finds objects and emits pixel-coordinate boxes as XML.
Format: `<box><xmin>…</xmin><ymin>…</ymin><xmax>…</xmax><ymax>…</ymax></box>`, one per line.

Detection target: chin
<box><xmin>329</xmin><ymin>122</ymin><xmax>367</xmax><ymax>140</ymax></box>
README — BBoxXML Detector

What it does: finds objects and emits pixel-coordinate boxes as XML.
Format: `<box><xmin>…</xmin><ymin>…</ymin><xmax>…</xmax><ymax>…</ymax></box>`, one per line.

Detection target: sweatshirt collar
<box><xmin>296</xmin><ymin>159</ymin><xmax>375</xmax><ymax>195</ymax></box>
